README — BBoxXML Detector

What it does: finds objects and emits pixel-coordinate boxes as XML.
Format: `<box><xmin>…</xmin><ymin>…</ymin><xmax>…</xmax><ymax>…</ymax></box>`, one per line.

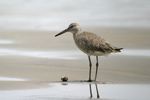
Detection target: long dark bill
<box><xmin>55</xmin><ymin>27</ymin><xmax>70</xmax><ymax>37</ymax></box>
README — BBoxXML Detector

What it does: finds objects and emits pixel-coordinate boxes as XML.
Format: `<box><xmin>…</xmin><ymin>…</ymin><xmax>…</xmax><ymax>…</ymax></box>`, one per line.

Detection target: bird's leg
<box><xmin>95</xmin><ymin>84</ymin><xmax>100</xmax><ymax>98</ymax></box>
<box><xmin>89</xmin><ymin>84</ymin><xmax>92</xmax><ymax>98</ymax></box>
<box><xmin>95</xmin><ymin>56</ymin><xmax>99</xmax><ymax>81</ymax></box>
<box><xmin>88</xmin><ymin>56</ymin><xmax>92</xmax><ymax>82</ymax></box>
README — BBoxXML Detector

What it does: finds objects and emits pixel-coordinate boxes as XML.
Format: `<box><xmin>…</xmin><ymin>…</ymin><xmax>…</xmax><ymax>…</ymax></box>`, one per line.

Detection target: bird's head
<box><xmin>55</xmin><ymin>23</ymin><xmax>81</xmax><ymax>37</ymax></box>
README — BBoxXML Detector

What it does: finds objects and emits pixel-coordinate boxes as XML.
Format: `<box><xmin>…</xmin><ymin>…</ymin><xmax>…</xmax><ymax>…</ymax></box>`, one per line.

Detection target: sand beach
<box><xmin>0</xmin><ymin>0</ymin><xmax>150</xmax><ymax>99</ymax></box>
<box><xmin>0</xmin><ymin>28</ymin><xmax>150</xmax><ymax>100</ymax></box>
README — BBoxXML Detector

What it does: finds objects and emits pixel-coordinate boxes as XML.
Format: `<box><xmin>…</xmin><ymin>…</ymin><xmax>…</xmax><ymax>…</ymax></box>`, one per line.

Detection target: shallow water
<box><xmin>0</xmin><ymin>48</ymin><xmax>149</xmax><ymax>59</ymax></box>
<box><xmin>0</xmin><ymin>77</ymin><xmax>26</xmax><ymax>81</ymax></box>
<box><xmin>0</xmin><ymin>83</ymin><xmax>150</xmax><ymax>100</ymax></box>
<box><xmin>113</xmin><ymin>49</ymin><xmax>150</xmax><ymax>57</ymax></box>
<box><xmin>0</xmin><ymin>48</ymin><xmax>81</xmax><ymax>59</ymax></box>
<box><xmin>0</xmin><ymin>40</ymin><xmax>15</xmax><ymax>44</ymax></box>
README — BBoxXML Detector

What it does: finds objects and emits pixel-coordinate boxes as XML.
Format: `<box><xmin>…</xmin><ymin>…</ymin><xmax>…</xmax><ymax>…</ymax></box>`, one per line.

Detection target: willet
<box><xmin>55</xmin><ymin>23</ymin><xmax>123</xmax><ymax>82</ymax></box>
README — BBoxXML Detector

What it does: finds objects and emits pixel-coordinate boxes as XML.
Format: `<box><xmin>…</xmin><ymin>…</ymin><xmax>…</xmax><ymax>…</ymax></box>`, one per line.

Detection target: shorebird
<box><xmin>55</xmin><ymin>23</ymin><xmax>123</xmax><ymax>82</ymax></box>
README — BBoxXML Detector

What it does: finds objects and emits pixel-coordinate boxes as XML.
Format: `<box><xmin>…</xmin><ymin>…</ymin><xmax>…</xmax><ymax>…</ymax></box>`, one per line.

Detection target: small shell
<box><xmin>61</xmin><ymin>76</ymin><xmax>68</xmax><ymax>81</ymax></box>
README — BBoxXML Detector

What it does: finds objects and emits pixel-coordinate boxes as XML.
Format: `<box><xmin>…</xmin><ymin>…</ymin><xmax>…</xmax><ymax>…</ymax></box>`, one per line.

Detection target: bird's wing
<box><xmin>77</xmin><ymin>32</ymin><xmax>114</xmax><ymax>53</ymax></box>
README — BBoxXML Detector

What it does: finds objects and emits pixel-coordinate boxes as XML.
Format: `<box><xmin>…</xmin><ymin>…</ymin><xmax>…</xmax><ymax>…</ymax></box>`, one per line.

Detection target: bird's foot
<box><xmin>87</xmin><ymin>80</ymin><xmax>93</xmax><ymax>82</ymax></box>
<box><xmin>80</xmin><ymin>80</ymin><xmax>97</xmax><ymax>82</ymax></box>
<box><xmin>87</xmin><ymin>80</ymin><xmax>97</xmax><ymax>82</ymax></box>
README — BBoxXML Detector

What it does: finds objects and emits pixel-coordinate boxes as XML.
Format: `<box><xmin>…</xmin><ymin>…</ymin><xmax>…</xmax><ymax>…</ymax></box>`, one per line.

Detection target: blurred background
<box><xmin>0</xmin><ymin>0</ymin><xmax>150</xmax><ymax>31</ymax></box>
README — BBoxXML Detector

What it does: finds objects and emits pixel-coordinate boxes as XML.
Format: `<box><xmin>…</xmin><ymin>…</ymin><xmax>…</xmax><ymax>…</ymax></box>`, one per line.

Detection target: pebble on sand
<box><xmin>61</xmin><ymin>76</ymin><xmax>68</xmax><ymax>81</ymax></box>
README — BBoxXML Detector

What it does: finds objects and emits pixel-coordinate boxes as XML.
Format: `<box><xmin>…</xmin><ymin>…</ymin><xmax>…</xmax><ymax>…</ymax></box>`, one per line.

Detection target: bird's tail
<box><xmin>114</xmin><ymin>47</ymin><xmax>123</xmax><ymax>52</ymax></box>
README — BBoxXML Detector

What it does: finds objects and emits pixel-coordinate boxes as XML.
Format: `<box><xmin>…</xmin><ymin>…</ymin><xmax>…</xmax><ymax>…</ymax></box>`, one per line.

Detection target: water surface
<box><xmin>0</xmin><ymin>48</ymin><xmax>149</xmax><ymax>59</ymax></box>
<box><xmin>0</xmin><ymin>77</ymin><xmax>26</xmax><ymax>81</ymax></box>
<box><xmin>0</xmin><ymin>40</ymin><xmax>15</xmax><ymax>44</ymax></box>
<box><xmin>0</xmin><ymin>83</ymin><xmax>150</xmax><ymax>100</ymax></box>
<box><xmin>0</xmin><ymin>0</ymin><xmax>150</xmax><ymax>31</ymax></box>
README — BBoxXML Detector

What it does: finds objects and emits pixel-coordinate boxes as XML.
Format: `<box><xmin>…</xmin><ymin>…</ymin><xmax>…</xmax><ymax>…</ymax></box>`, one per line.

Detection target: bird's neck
<box><xmin>71</xmin><ymin>28</ymin><xmax>82</xmax><ymax>34</ymax></box>
<box><xmin>72</xmin><ymin>30</ymin><xmax>82</xmax><ymax>36</ymax></box>
<box><xmin>73</xmin><ymin>30</ymin><xmax>81</xmax><ymax>40</ymax></box>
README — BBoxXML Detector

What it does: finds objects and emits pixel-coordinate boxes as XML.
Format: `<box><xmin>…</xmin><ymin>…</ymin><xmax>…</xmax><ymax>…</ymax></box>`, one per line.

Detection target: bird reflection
<box><xmin>89</xmin><ymin>84</ymin><xmax>100</xmax><ymax>99</ymax></box>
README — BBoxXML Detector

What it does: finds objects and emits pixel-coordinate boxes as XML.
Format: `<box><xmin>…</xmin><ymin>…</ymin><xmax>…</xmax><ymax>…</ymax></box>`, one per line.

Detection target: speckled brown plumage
<box><xmin>55</xmin><ymin>23</ymin><xmax>123</xmax><ymax>82</ymax></box>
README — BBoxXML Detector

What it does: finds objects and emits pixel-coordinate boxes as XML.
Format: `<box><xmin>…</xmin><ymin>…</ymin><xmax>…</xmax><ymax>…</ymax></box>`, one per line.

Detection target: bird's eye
<box><xmin>70</xmin><ymin>25</ymin><xmax>74</xmax><ymax>28</ymax></box>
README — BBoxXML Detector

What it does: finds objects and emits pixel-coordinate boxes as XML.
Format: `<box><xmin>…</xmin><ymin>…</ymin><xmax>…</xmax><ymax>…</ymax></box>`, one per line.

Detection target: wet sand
<box><xmin>0</xmin><ymin>28</ymin><xmax>150</xmax><ymax>99</ymax></box>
